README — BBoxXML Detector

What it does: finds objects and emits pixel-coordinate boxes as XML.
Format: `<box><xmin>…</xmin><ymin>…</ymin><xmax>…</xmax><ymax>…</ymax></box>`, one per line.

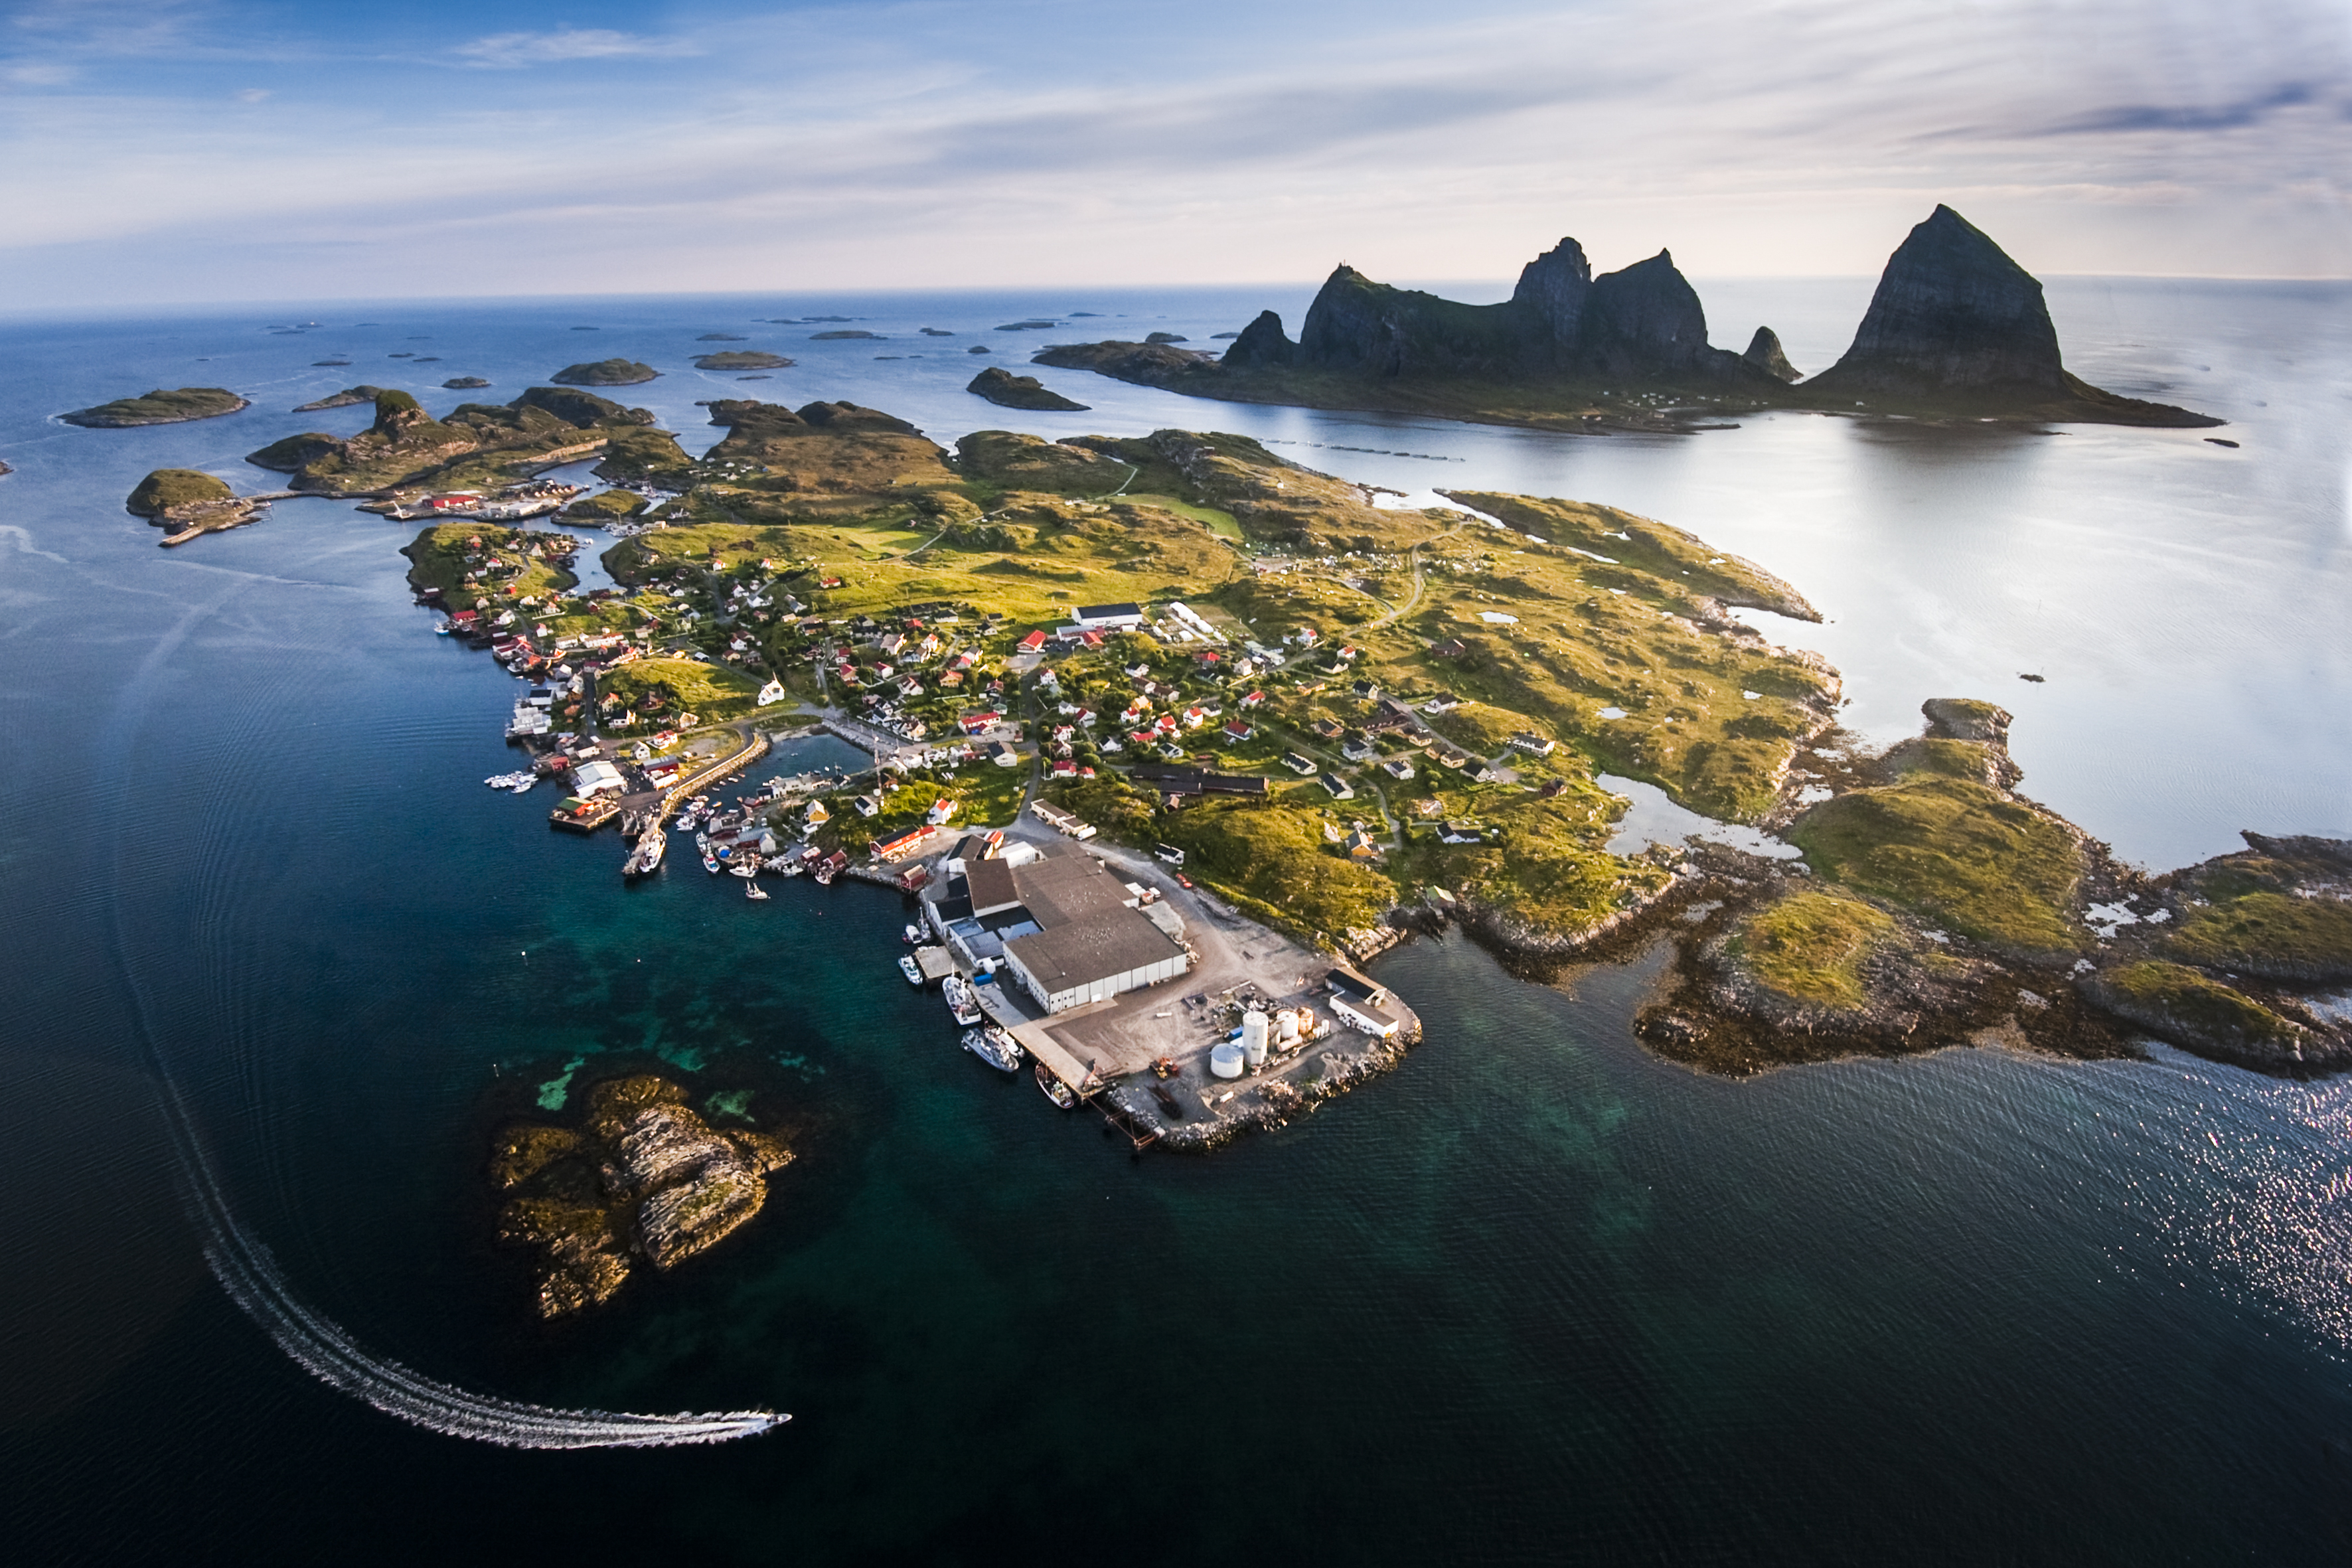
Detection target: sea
<box><xmin>1</xmin><ymin>279</ymin><xmax>2348</xmax><ymax>1564</ymax></box>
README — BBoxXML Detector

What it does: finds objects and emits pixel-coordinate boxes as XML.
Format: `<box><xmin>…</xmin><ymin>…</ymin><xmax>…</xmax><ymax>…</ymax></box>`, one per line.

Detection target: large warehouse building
<box><xmin>927</xmin><ymin>840</ymin><xmax>1191</xmax><ymax>1014</ymax></box>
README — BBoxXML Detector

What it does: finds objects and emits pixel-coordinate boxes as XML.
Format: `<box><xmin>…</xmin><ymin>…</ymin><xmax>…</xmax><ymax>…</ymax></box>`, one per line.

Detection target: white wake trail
<box><xmin>163</xmin><ymin>1074</ymin><xmax>788</xmax><ymax>1449</ymax></box>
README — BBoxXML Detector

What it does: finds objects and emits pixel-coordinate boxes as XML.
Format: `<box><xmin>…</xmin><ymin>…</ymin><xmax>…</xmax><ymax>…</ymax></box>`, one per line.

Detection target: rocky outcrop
<box><xmin>1219</xmin><ymin>310</ymin><xmax>1296</xmax><ymax>368</ymax></box>
<box><xmin>440</xmin><ymin>376</ymin><xmax>491</xmax><ymax>390</ymax></box>
<box><xmin>293</xmin><ymin>385</ymin><xmax>384</xmax><ymax>412</ymax></box>
<box><xmin>692</xmin><ymin>351</ymin><xmax>793</xmax><ymax>370</ymax></box>
<box><xmin>1578</xmin><ymin>251</ymin><xmax>1750</xmax><ymax>380</ymax></box>
<box><xmin>1510</xmin><ymin>236</ymin><xmax>1592</xmax><ymax>356</ymax></box>
<box><xmin>244</xmin><ymin>433</ymin><xmax>343</xmax><ymax>473</ymax></box>
<box><xmin>1743</xmin><ymin>327</ymin><xmax>1800</xmax><ymax>382</ymax></box>
<box><xmin>491</xmin><ymin>1074</ymin><xmax>793</xmax><ymax>1318</ymax></box>
<box><xmin>550</xmin><ymin>358</ymin><xmax>659</xmax><ymax>386</ymax></box>
<box><xmin>510</xmin><ymin>385</ymin><xmax>656</xmax><ymax>428</ymax></box>
<box><xmin>967</xmin><ymin>366</ymin><xmax>1089</xmax><ymax>411</ymax></box>
<box><xmin>1144</xmin><ymin>331</ymin><xmax>1188</xmax><ymax>345</ymax></box>
<box><xmin>125</xmin><ymin>468</ymin><xmax>232</xmax><ymax>517</ymax></box>
<box><xmin>1803</xmin><ymin>205</ymin><xmax>2218</xmax><ymax>424</ymax></box>
<box><xmin>2078</xmin><ymin>961</ymin><xmax>2333</xmax><ymax>1071</ymax></box>
<box><xmin>61</xmin><ymin>387</ymin><xmax>248</xmax><ymax>428</ymax></box>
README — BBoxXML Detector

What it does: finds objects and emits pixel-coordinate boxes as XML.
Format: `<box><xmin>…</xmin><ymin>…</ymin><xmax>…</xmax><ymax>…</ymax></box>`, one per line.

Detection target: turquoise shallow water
<box><xmin>1</xmin><ymin>287</ymin><xmax>2350</xmax><ymax>1563</ymax></box>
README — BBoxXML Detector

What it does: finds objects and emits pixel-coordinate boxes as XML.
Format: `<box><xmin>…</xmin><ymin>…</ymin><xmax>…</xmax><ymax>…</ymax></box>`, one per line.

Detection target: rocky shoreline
<box><xmin>1413</xmin><ymin>700</ymin><xmax>2350</xmax><ymax>1078</ymax></box>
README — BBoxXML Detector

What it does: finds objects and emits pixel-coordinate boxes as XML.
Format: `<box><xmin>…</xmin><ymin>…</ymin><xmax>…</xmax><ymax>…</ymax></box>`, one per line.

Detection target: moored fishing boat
<box><xmin>1037</xmin><ymin>1061</ymin><xmax>1079</xmax><ymax>1109</ymax></box>
<box><xmin>942</xmin><ymin>974</ymin><xmax>981</xmax><ymax>1026</ymax></box>
<box><xmin>702</xmin><ymin>854</ymin><xmax>721</xmax><ymax>874</ymax></box>
<box><xmin>961</xmin><ymin>1027</ymin><xmax>1021</xmax><ymax>1073</ymax></box>
<box><xmin>731</xmin><ymin>860</ymin><xmax>759</xmax><ymax>878</ymax></box>
<box><xmin>903</xmin><ymin>923</ymin><xmax>921</xmax><ymax>944</ymax></box>
<box><xmin>623</xmin><ymin>824</ymin><xmax>666</xmax><ymax>877</ymax></box>
<box><xmin>898</xmin><ymin>955</ymin><xmax>923</xmax><ymax>986</ymax></box>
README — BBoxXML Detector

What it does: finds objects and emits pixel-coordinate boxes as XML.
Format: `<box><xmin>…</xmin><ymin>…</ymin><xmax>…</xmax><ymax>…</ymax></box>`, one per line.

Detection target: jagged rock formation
<box><xmin>1220</xmin><ymin>310</ymin><xmax>1296</xmax><ymax>368</ymax></box>
<box><xmin>1802</xmin><ymin>205</ymin><xmax>2218</xmax><ymax>424</ymax></box>
<box><xmin>1093</xmin><ymin>244</ymin><xmax>1770</xmax><ymax>390</ymax></box>
<box><xmin>491</xmin><ymin>1075</ymin><xmax>793</xmax><ymax>1319</ymax></box>
<box><xmin>1743</xmin><ymin>327</ymin><xmax>1800</xmax><ymax>382</ymax></box>
<box><xmin>967</xmin><ymin>366</ymin><xmax>1089</xmax><ymax>411</ymax></box>
<box><xmin>1038</xmin><ymin>206</ymin><xmax>2218</xmax><ymax>429</ymax></box>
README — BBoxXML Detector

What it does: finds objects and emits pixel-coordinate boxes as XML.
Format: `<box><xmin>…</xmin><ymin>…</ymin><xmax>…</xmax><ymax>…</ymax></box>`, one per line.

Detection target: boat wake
<box><xmin>104</xmin><ymin>595</ymin><xmax>786</xmax><ymax>1450</ymax></box>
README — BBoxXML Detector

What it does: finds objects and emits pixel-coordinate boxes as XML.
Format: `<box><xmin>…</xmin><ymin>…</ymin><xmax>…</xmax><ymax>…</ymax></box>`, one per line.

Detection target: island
<box><xmin>293</xmin><ymin>384</ymin><xmax>383</xmax><ymax>411</ymax></box>
<box><xmin>809</xmin><ymin>330</ymin><xmax>882</xmax><ymax>341</ymax></box>
<box><xmin>442</xmin><ymin>376</ymin><xmax>491</xmax><ymax>390</ymax></box>
<box><xmin>60</xmin><ymin>386</ymin><xmax>249</xmax><ymax>428</ymax></box>
<box><xmin>489</xmin><ymin>1073</ymin><xmax>794</xmax><ymax>1318</ymax></box>
<box><xmin>124</xmin><ymin>467</ymin><xmax>275</xmax><ymax>544</ymax></box>
<box><xmin>386</xmin><ymin>386</ymin><xmax>2339</xmax><ymax>1166</ymax></box>
<box><xmin>692</xmin><ymin>351</ymin><xmax>794</xmax><ymax>370</ymax></box>
<box><xmin>551</xmin><ymin>358</ymin><xmax>659</xmax><ymax>386</ymax></box>
<box><xmin>1030</xmin><ymin>205</ymin><xmax>2220</xmax><ymax>431</ymax></box>
<box><xmin>967</xmin><ymin>366</ymin><xmax>1090</xmax><ymax>411</ymax></box>
<box><xmin>248</xmin><ymin>385</ymin><xmax>682</xmax><ymax>498</ymax></box>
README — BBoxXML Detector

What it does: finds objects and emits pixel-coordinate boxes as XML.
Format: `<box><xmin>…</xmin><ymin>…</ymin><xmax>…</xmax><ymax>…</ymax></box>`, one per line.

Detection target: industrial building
<box><xmin>926</xmin><ymin>840</ymin><xmax>1191</xmax><ymax>1014</ymax></box>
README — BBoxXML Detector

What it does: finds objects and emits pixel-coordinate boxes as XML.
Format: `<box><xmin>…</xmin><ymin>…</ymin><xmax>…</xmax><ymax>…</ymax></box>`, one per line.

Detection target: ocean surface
<box><xmin>1</xmin><ymin>281</ymin><xmax>2349</xmax><ymax>1563</ymax></box>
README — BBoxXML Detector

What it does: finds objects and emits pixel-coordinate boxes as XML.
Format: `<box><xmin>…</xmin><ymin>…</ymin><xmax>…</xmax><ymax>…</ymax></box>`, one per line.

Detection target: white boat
<box><xmin>623</xmin><ymin>824</ymin><xmax>666</xmax><ymax>877</ymax></box>
<box><xmin>745</xmin><ymin>882</ymin><xmax>769</xmax><ymax>900</ymax></box>
<box><xmin>961</xmin><ymin>1027</ymin><xmax>1020</xmax><ymax>1073</ymax></box>
<box><xmin>1036</xmin><ymin>1061</ymin><xmax>1078</xmax><ymax>1109</ymax></box>
<box><xmin>903</xmin><ymin>923</ymin><xmax>922</xmax><ymax>944</ymax></box>
<box><xmin>731</xmin><ymin>860</ymin><xmax>760</xmax><ymax>879</ymax></box>
<box><xmin>703</xmin><ymin>854</ymin><xmax>721</xmax><ymax>874</ymax></box>
<box><xmin>943</xmin><ymin>974</ymin><xmax>982</xmax><ymax>1027</ymax></box>
<box><xmin>898</xmin><ymin>955</ymin><xmax>923</xmax><ymax>986</ymax></box>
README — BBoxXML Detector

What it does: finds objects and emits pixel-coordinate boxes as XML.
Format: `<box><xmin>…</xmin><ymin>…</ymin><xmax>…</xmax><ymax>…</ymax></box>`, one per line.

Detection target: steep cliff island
<box><xmin>1034</xmin><ymin>205</ymin><xmax>2219</xmax><ymax>431</ymax></box>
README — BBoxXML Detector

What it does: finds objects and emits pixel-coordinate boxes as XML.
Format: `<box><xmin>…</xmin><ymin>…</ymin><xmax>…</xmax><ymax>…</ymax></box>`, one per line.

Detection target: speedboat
<box><xmin>898</xmin><ymin>955</ymin><xmax>923</xmax><ymax>986</ymax></box>
<box><xmin>961</xmin><ymin>1027</ymin><xmax>1020</xmax><ymax>1073</ymax></box>
<box><xmin>732</xmin><ymin>861</ymin><xmax>759</xmax><ymax>878</ymax></box>
<box><xmin>745</xmin><ymin>882</ymin><xmax>769</xmax><ymax>900</ymax></box>
<box><xmin>903</xmin><ymin>923</ymin><xmax>922</xmax><ymax>944</ymax></box>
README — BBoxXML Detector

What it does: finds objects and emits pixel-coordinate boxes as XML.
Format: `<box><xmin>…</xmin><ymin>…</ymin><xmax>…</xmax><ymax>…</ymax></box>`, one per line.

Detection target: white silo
<box><xmin>1241</xmin><ymin>1010</ymin><xmax>1270</xmax><ymax>1067</ymax></box>
<box><xmin>1210</xmin><ymin>1042</ymin><xmax>1245</xmax><ymax>1079</ymax></box>
<box><xmin>1275</xmin><ymin>1010</ymin><xmax>1301</xmax><ymax>1046</ymax></box>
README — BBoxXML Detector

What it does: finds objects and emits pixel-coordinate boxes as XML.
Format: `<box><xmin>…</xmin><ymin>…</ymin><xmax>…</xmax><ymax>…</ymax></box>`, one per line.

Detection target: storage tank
<box><xmin>1210</xmin><ymin>1042</ymin><xmax>1245</xmax><ymax>1079</ymax></box>
<box><xmin>1241</xmin><ymin>1010</ymin><xmax>1269</xmax><ymax>1067</ymax></box>
<box><xmin>1275</xmin><ymin>1010</ymin><xmax>1300</xmax><ymax>1046</ymax></box>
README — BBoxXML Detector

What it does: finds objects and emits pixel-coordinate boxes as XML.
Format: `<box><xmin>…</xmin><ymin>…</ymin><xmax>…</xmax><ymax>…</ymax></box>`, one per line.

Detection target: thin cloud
<box><xmin>455</xmin><ymin>28</ymin><xmax>702</xmax><ymax>70</ymax></box>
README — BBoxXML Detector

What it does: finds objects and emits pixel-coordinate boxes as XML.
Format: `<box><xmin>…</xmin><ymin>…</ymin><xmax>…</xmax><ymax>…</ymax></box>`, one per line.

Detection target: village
<box><xmin>384</xmin><ymin>402</ymin><xmax>1857</xmax><ymax>1138</ymax></box>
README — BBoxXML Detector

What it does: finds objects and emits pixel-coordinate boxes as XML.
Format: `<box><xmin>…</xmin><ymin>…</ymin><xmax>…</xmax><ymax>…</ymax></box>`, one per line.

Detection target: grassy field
<box><xmin>1786</xmin><ymin>750</ymin><xmax>2086</xmax><ymax>958</ymax></box>
<box><xmin>1726</xmin><ymin>890</ymin><xmax>1901</xmax><ymax>1009</ymax></box>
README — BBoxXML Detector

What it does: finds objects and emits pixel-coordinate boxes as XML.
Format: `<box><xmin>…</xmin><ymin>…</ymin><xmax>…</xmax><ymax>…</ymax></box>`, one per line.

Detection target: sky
<box><xmin>0</xmin><ymin>0</ymin><xmax>2345</xmax><ymax>307</ymax></box>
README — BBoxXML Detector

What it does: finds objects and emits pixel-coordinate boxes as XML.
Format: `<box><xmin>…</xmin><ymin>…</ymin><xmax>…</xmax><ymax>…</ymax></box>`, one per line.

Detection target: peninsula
<box><xmin>60</xmin><ymin>386</ymin><xmax>249</xmax><ymax>428</ymax></box>
<box><xmin>1032</xmin><ymin>205</ymin><xmax>2219</xmax><ymax>431</ymax></box>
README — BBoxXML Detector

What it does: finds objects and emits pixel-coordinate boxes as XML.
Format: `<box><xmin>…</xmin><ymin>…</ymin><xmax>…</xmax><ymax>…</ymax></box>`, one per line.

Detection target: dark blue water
<box><xmin>3</xmin><ymin>289</ymin><xmax>2350</xmax><ymax>1564</ymax></box>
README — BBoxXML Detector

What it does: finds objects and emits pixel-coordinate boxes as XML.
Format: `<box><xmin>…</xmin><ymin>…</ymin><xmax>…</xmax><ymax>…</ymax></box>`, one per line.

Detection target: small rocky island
<box><xmin>60</xmin><ymin>386</ymin><xmax>249</xmax><ymax>428</ymax></box>
<box><xmin>552</xmin><ymin>358</ymin><xmax>659</xmax><ymax>386</ymax></box>
<box><xmin>124</xmin><ymin>467</ymin><xmax>273</xmax><ymax>544</ymax></box>
<box><xmin>1032</xmin><ymin>204</ymin><xmax>2219</xmax><ymax>431</ymax></box>
<box><xmin>490</xmin><ymin>1074</ymin><xmax>794</xmax><ymax>1318</ymax></box>
<box><xmin>293</xmin><ymin>384</ymin><xmax>384</xmax><ymax>411</ymax></box>
<box><xmin>967</xmin><ymin>365</ymin><xmax>1089</xmax><ymax>411</ymax></box>
<box><xmin>692</xmin><ymin>351</ymin><xmax>794</xmax><ymax>370</ymax></box>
